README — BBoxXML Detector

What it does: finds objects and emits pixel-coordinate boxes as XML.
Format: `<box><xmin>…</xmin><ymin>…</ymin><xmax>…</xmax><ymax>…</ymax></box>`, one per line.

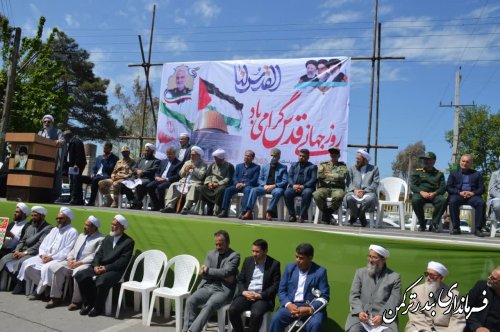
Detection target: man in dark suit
<box><xmin>75</xmin><ymin>214</ymin><xmax>134</xmax><ymax>317</ymax></box>
<box><xmin>217</xmin><ymin>150</ymin><xmax>260</xmax><ymax>218</ymax></box>
<box><xmin>146</xmin><ymin>146</ymin><xmax>182</xmax><ymax>211</ymax></box>
<box><xmin>241</xmin><ymin>148</ymin><xmax>288</xmax><ymax>221</ymax></box>
<box><xmin>446</xmin><ymin>153</ymin><xmax>487</xmax><ymax>236</ymax></box>
<box><xmin>269</xmin><ymin>243</ymin><xmax>330</xmax><ymax>332</ymax></box>
<box><xmin>63</xmin><ymin>130</ymin><xmax>87</xmax><ymax>205</ymax></box>
<box><xmin>86</xmin><ymin>142</ymin><xmax>119</xmax><ymax>206</ymax></box>
<box><xmin>284</xmin><ymin>149</ymin><xmax>318</xmax><ymax>222</ymax></box>
<box><xmin>229</xmin><ymin>239</ymin><xmax>281</xmax><ymax>332</ymax></box>
<box><xmin>121</xmin><ymin>143</ymin><xmax>160</xmax><ymax>210</ymax></box>
<box><xmin>183</xmin><ymin>230</ymin><xmax>240</xmax><ymax>332</ymax></box>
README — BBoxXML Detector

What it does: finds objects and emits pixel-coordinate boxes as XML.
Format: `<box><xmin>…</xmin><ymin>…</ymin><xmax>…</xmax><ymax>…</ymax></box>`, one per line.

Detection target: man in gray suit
<box><xmin>37</xmin><ymin>216</ymin><xmax>104</xmax><ymax>309</ymax></box>
<box><xmin>183</xmin><ymin>230</ymin><xmax>240</xmax><ymax>332</ymax></box>
<box><xmin>344</xmin><ymin>149</ymin><xmax>380</xmax><ymax>227</ymax></box>
<box><xmin>345</xmin><ymin>244</ymin><xmax>401</xmax><ymax>332</ymax></box>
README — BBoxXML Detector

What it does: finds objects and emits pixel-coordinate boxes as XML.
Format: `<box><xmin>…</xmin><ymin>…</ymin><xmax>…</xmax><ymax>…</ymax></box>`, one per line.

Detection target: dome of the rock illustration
<box><xmin>195</xmin><ymin>110</ymin><xmax>228</xmax><ymax>134</ymax></box>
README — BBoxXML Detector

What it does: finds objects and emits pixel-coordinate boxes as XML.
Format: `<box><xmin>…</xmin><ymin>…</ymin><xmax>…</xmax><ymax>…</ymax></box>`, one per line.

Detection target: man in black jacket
<box><xmin>229</xmin><ymin>239</ymin><xmax>281</xmax><ymax>332</ymax></box>
<box><xmin>465</xmin><ymin>266</ymin><xmax>500</xmax><ymax>332</ymax></box>
<box><xmin>63</xmin><ymin>130</ymin><xmax>87</xmax><ymax>205</ymax></box>
<box><xmin>75</xmin><ymin>214</ymin><xmax>134</xmax><ymax>317</ymax></box>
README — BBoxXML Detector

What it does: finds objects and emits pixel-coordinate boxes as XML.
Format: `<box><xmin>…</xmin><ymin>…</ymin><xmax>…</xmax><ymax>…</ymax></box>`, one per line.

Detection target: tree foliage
<box><xmin>0</xmin><ymin>16</ymin><xmax>123</xmax><ymax>141</ymax></box>
<box><xmin>445</xmin><ymin>105</ymin><xmax>500</xmax><ymax>178</ymax></box>
<box><xmin>110</xmin><ymin>77</ymin><xmax>158</xmax><ymax>158</ymax></box>
<box><xmin>391</xmin><ymin>141</ymin><xmax>426</xmax><ymax>181</ymax></box>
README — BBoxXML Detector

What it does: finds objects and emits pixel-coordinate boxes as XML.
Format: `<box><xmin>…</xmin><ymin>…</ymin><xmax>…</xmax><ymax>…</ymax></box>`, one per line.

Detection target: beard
<box><xmin>367</xmin><ymin>262</ymin><xmax>383</xmax><ymax>277</ymax></box>
<box><xmin>424</xmin><ymin>280</ymin><xmax>441</xmax><ymax>297</ymax></box>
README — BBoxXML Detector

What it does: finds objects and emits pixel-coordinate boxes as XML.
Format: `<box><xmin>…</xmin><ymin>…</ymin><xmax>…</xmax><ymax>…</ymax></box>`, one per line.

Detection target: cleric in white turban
<box><xmin>357</xmin><ymin>148</ymin><xmax>371</xmax><ymax>161</ymax></box>
<box><xmin>212</xmin><ymin>148</ymin><xmax>226</xmax><ymax>159</ymax></box>
<box><xmin>16</xmin><ymin>202</ymin><xmax>30</xmax><ymax>216</ymax></box>
<box><xmin>113</xmin><ymin>214</ymin><xmax>128</xmax><ymax>230</ymax></box>
<box><xmin>87</xmin><ymin>215</ymin><xmax>101</xmax><ymax>228</ymax></box>
<box><xmin>145</xmin><ymin>143</ymin><xmax>156</xmax><ymax>151</ymax></box>
<box><xmin>369</xmin><ymin>244</ymin><xmax>390</xmax><ymax>258</ymax></box>
<box><xmin>191</xmin><ymin>145</ymin><xmax>204</xmax><ymax>158</ymax></box>
<box><xmin>31</xmin><ymin>205</ymin><xmax>48</xmax><ymax>216</ymax></box>
<box><xmin>427</xmin><ymin>261</ymin><xmax>448</xmax><ymax>277</ymax></box>
<box><xmin>59</xmin><ymin>207</ymin><xmax>74</xmax><ymax>221</ymax></box>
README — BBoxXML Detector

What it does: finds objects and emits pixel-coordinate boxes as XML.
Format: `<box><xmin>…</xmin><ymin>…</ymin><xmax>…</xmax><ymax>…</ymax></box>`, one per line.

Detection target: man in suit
<box><xmin>86</xmin><ymin>142</ymin><xmax>119</xmax><ymax>206</ymax></box>
<box><xmin>269</xmin><ymin>243</ymin><xmax>329</xmax><ymax>332</ymax></box>
<box><xmin>405</xmin><ymin>261</ymin><xmax>465</xmax><ymax>332</ymax></box>
<box><xmin>0</xmin><ymin>206</ymin><xmax>52</xmax><ymax>292</ymax></box>
<box><xmin>446</xmin><ymin>153</ymin><xmax>487</xmax><ymax>236</ymax></box>
<box><xmin>63</xmin><ymin>130</ymin><xmax>87</xmax><ymax>205</ymax></box>
<box><xmin>344</xmin><ymin>149</ymin><xmax>380</xmax><ymax>227</ymax></box>
<box><xmin>121</xmin><ymin>143</ymin><xmax>160</xmax><ymax>210</ymax></box>
<box><xmin>284</xmin><ymin>149</ymin><xmax>318</xmax><ymax>222</ymax></box>
<box><xmin>178</xmin><ymin>132</ymin><xmax>192</xmax><ymax>165</ymax></box>
<box><xmin>17</xmin><ymin>207</ymin><xmax>78</xmax><ymax>297</ymax></box>
<box><xmin>217</xmin><ymin>150</ymin><xmax>260</xmax><ymax>218</ymax></box>
<box><xmin>229</xmin><ymin>239</ymin><xmax>281</xmax><ymax>332</ymax></box>
<box><xmin>0</xmin><ymin>203</ymin><xmax>29</xmax><ymax>258</ymax></box>
<box><xmin>198</xmin><ymin>149</ymin><xmax>235</xmax><ymax>216</ymax></box>
<box><xmin>465</xmin><ymin>266</ymin><xmax>500</xmax><ymax>332</ymax></box>
<box><xmin>37</xmin><ymin>216</ymin><xmax>104</xmax><ymax>309</ymax></box>
<box><xmin>146</xmin><ymin>146</ymin><xmax>182</xmax><ymax>211</ymax></box>
<box><xmin>241</xmin><ymin>148</ymin><xmax>288</xmax><ymax>221</ymax></box>
<box><xmin>487</xmin><ymin>162</ymin><xmax>500</xmax><ymax>224</ymax></box>
<box><xmin>75</xmin><ymin>214</ymin><xmax>134</xmax><ymax>317</ymax></box>
<box><xmin>183</xmin><ymin>230</ymin><xmax>240</xmax><ymax>332</ymax></box>
<box><xmin>345</xmin><ymin>245</ymin><xmax>401</xmax><ymax>332</ymax></box>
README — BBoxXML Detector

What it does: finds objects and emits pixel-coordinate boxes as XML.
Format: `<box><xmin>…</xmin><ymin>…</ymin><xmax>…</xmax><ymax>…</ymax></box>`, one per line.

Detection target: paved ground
<box><xmin>0</xmin><ymin>290</ymin><xmax>227</xmax><ymax>332</ymax></box>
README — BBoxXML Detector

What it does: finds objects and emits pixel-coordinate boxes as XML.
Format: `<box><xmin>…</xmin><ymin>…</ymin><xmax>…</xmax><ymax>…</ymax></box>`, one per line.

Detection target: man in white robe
<box><xmin>15</xmin><ymin>207</ymin><xmax>78</xmax><ymax>297</ymax></box>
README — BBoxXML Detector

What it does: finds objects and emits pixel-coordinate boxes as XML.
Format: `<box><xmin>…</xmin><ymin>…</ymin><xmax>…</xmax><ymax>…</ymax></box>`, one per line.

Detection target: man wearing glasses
<box><xmin>405</xmin><ymin>261</ymin><xmax>465</xmax><ymax>332</ymax></box>
<box><xmin>466</xmin><ymin>266</ymin><xmax>500</xmax><ymax>332</ymax></box>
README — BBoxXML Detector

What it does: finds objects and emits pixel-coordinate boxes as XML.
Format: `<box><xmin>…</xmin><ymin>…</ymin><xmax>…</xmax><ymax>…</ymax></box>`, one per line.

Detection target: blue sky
<box><xmin>3</xmin><ymin>0</ymin><xmax>500</xmax><ymax>177</ymax></box>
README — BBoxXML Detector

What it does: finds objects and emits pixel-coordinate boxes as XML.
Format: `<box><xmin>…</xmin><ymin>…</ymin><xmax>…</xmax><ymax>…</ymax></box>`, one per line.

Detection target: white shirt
<box><xmin>161</xmin><ymin>161</ymin><xmax>172</xmax><ymax>179</ymax></box>
<box><xmin>178</xmin><ymin>148</ymin><xmax>188</xmax><ymax>162</ymax></box>
<box><xmin>293</xmin><ymin>269</ymin><xmax>309</xmax><ymax>302</ymax></box>
<box><xmin>38</xmin><ymin>224</ymin><xmax>78</xmax><ymax>261</ymax></box>
<box><xmin>113</xmin><ymin>235</ymin><xmax>122</xmax><ymax>248</ymax></box>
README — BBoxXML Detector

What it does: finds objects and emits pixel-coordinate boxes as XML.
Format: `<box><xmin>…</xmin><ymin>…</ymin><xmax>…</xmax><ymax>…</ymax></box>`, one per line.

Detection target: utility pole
<box><xmin>0</xmin><ymin>27</ymin><xmax>22</xmax><ymax>158</ymax></box>
<box><xmin>439</xmin><ymin>67</ymin><xmax>474</xmax><ymax>167</ymax></box>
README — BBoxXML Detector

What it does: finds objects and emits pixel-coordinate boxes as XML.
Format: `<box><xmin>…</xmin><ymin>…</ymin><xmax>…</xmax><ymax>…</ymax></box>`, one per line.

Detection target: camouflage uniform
<box><xmin>98</xmin><ymin>158</ymin><xmax>136</xmax><ymax>208</ymax></box>
<box><xmin>312</xmin><ymin>160</ymin><xmax>347</xmax><ymax>222</ymax></box>
<box><xmin>410</xmin><ymin>167</ymin><xmax>447</xmax><ymax>230</ymax></box>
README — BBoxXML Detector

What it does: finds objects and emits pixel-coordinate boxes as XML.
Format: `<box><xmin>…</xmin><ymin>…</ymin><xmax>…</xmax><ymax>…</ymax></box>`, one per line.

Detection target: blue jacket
<box><xmin>233</xmin><ymin>162</ymin><xmax>260</xmax><ymax>187</ymax></box>
<box><xmin>446</xmin><ymin>169</ymin><xmax>485</xmax><ymax>196</ymax></box>
<box><xmin>92</xmin><ymin>153</ymin><xmax>119</xmax><ymax>178</ymax></box>
<box><xmin>257</xmin><ymin>162</ymin><xmax>288</xmax><ymax>189</ymax></box>
<box><xmin>287</xmin><ymin>161</ymin><xmax>317</xmax><ymax>189</ymax></box>
<box><xmin>278</xmin><ymin>262</ymin><xmax>330</xmax><ymax>310</ymax></box>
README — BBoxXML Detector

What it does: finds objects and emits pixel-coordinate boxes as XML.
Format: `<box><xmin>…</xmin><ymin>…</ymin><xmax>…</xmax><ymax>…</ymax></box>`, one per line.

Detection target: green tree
<box><xmin>445</xmin><ymin>105</ymin><xmax>500</xmax><ymax>178</ymax></box>
<box><xmin>1</xmin><ymin>16</ymin><xmax>123</xmax><ymax>141</ymax></box>
<box><xmin>110</xmin><ymin>77</ymin><xmax>158</xmax><ymax>158</ymax></box>
<box><xmin>391</xmin><ymin>141</ymin><xmax>426</xmax><ymax>181</ymax></box>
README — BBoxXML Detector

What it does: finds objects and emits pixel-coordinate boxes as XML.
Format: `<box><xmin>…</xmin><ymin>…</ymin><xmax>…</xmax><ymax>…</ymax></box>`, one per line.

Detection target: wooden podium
<box><xmin>5</xmin><ymin>133</ymin><xmax>58</xmax><ymax>203</ymax></box>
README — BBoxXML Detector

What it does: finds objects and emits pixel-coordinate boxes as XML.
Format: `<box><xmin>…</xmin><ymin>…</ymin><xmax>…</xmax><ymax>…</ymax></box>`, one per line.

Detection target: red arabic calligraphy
<box><xmin>249</xmin><ymin>91</ymin><xmax>342</xmax><ymax>156</ymax></box>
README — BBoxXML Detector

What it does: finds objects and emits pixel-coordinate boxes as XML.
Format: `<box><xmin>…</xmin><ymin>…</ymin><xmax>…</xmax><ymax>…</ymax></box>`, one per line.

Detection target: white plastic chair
<box><xmin>261</xmin><ymin>194</ymin><xmax>285</xmax><ymax>221</ymax></box>
<box><xmin>115</xmin><ymin>250</ymin><xmax>168</xmax><ymax>325</ymax></box>
<box><xmin>376</xmin><ymin>177</ymin><xmax>407</xmax><ymax>230</ymax></box>
<box><xmin>146</xmin><ymin>254</ymin><xmax>200</xmax><ymax>331</ymax></box>
<box><xmin>313</xmin><ymin>198</ymin><xmax>344</xmax><ymax>225</ymax></box>
<box><xmin>284</xmin><ymin>196</ymin><xmax>315</xmax><ymax>222</ymax></box>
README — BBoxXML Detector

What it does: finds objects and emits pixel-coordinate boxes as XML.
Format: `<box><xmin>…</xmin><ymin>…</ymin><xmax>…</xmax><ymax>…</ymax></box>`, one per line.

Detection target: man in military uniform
<box><xmin>312</xmin><ymin>147</ymin><xmax>347</xmax><ymax>224</ymax></box>
<box><xmin>410</xmin><ymin>152</ymin><xmax>447</xmax><ymax>232</ymax></box>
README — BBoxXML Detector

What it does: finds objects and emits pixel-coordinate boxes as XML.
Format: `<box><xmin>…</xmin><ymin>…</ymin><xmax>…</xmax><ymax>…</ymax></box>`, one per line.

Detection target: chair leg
<box><xmin>164</xmin><ymin>298</ymin><xmax>172</xmax><ymax>319</ymax></box>
<box><xmin>399</xmin><ymin>203</ymin><xmax>405</xmax><ymax>230</ymax></box>
<box><xmin>115</xmin><ymin>287</ymin><xmax>125</xmax><ymax>318</ymax></box>
<box><xmin>134</xmin><ymin>292</ymin><xmax>140</xmax><ymax>312</ymax></box>
<box><xmin>313</xmin><ymin>206</ymin><xmax>321</xmax><ymax>224</ymax></box>
<box><xmin>105</xmin><ymin>288</ymin><xmax>113</xmax><ymax>316</ymax></box>
<box><xmin>147</xmin><ymin>293</ymin><xmax>156</xmax><ymax>327</ymax></box>
<box><xmin>175</xmin><ymin>298</ymin><xmax>183</xmax><ymax>332</ymax></box>
<box><xmin>141</xmin><ymin>291</ymin><xmax>150</xmax><ymax>325</ymax></box>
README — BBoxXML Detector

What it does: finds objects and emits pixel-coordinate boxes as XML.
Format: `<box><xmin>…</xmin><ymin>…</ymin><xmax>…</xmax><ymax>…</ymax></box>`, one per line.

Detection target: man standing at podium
<box><xmin>37</xmin><ymin>114</ymin><xmax>65</xmax><ymax>202</ymax></box>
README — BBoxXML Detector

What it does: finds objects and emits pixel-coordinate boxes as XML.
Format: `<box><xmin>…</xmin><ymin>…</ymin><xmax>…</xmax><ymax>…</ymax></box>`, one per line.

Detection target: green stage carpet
<box><xmin>1</xmin><ymin>201</ymin><xmax>498</xmax><ymax>331</ymax></box>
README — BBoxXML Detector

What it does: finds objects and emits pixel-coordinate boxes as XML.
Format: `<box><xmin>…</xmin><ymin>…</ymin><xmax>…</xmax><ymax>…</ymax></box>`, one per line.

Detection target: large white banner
<box><xmin>156</xmin><ymin>57</ymin><xmax>350</xmax><ymax>165</ymax></box>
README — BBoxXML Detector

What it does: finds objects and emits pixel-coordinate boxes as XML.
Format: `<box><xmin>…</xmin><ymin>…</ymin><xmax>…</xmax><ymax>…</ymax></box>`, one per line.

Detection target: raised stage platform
<box><xmin>0</xmin><ymin>200</ymin><xmax>498</xmax><ymax>331</ymax></box>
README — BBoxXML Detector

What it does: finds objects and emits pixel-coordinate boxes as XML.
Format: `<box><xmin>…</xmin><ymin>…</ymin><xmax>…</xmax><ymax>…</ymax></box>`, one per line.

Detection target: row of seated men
<box><xmin>0</xmin><ymin>202</ymin><xmax>498</xmax><ymax>332</ymax></box>
<box><xmin>86</xmin><ymin>133</ymin><xmax>500</xmax><ymax>237</ymax></box>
